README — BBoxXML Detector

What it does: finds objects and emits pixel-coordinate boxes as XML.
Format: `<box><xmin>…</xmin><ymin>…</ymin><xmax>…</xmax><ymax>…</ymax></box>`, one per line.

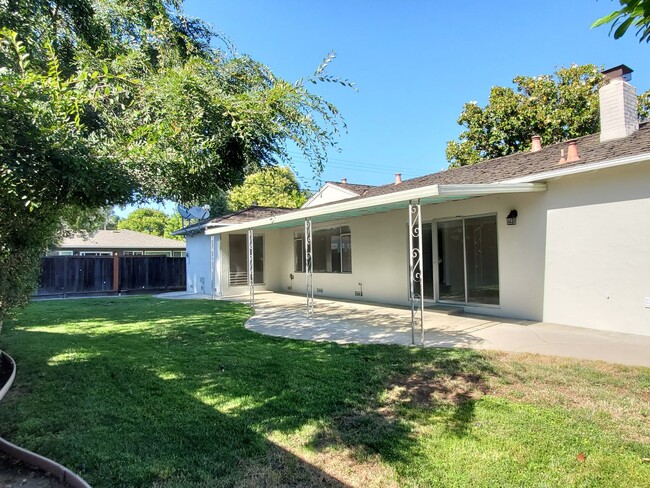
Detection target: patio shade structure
<box><xmin>206</xmin><ymin>182</ymin><xmax>547</xmax><ymax>334</ymax></box>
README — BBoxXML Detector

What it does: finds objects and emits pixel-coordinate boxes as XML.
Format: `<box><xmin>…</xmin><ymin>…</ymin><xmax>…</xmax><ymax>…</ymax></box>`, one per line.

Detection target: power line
<box><xmin>286</xmin><ymin>150</ymin><xmax>432</xmax><ymax>173</ymax></box>
<box><xmin>286</xmin><ymin>155</ymin><xmax>423</xmax><ymax>177</ymax></box>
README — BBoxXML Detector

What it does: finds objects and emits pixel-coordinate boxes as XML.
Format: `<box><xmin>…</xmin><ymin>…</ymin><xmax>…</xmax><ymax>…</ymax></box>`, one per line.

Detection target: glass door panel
<box><xmin>436</xmin><ymin>216</ymin><xmax>500</xmax><ymax>305</ymax></box>
<box><xmin>437</xmin><ymin>220</ymin><xmax>466</xmax><ymax>302</ymax></box>
<box><xmin>465</xmin><ymin>216</ymin><xmax>499</xmax><ymax>304</ymax></box>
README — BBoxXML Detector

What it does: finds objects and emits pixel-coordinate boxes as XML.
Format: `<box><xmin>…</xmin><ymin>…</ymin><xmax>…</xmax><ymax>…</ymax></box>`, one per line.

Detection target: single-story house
<box><xmin>48</xmin><ymin>229</ymin><xmax>186</xmax><ymax>257</ymax></box>
<box><xmin>176</xmin><ymin>65</ymin><xmax>650</xmax><ymax>337</ymax></box>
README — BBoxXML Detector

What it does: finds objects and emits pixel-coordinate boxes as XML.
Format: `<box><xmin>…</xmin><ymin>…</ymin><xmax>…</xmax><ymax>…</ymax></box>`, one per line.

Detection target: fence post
<box><xmin>164</xmin><ymin>256</ymin><xmax>169</xmax><ymax>290</ymax></box>
<box><xmin>113</xmin><ymin>253</ymin><xmax>119</xmax><ymax>293</ymax></box>
<box><xmin>63</xmin><ymin>256</ymin><xmax>68</xmax><ymax>299</ymax></box>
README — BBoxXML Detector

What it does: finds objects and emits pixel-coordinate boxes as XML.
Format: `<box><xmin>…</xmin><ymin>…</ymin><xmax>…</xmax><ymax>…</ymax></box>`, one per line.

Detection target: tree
<box><xmin>117</xmin><ymin>208</ymin><xmax>168</xmax><ymax>237</ymax></box>
<box><xmin>445</xmin><ymin>64</ymin><xmax>650</xmax><ymax>167</ymax></box>
<box><xmin>228</xmin><ymin>167</ymin><xmax>309</xmax><ymax>210</ymax></box>
<box><xmin>592</xmin><ymin>0</ymin><xmax>650</xmax><ymax>42</ymax></box>
<box><xmin>0</xmin><ymin>1</ymin><xmax>350</xmax><ymax>324</ymax></box>
<box><xmin>164</xmin><ymin>213</ymin><xmax>184</xmax><ymax>241</ymax></box>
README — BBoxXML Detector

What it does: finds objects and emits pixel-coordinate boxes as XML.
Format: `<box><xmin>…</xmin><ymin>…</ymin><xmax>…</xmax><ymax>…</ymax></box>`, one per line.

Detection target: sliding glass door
<box><xmin>436</xmin><ymin>215</ymin><xmax>499</xmax><ymax>305</ymax></box>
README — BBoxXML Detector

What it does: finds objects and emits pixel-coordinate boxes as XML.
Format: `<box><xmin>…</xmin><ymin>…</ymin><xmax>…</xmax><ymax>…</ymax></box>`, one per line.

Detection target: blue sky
<box><xmin>116</xmin><ymin>0</ymin><xmax>649</xmax><ymax>215</ymax></box>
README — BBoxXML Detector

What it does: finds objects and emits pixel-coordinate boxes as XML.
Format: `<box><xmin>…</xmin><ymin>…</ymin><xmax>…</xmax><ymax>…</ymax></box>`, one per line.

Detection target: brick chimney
<box><xmin>394</xmin><ymin>173</ymin><xmax>402</xmax><ymax>185</ymax></box>
<box><xmin>599</xmin><ymin>65</ymin><xmax>638</xmax><ymax>142</ymax></box>
<box><xmin>530</xmin><ymin>135</ymin><xmax>542</xmax><ymax>152</ymax></box>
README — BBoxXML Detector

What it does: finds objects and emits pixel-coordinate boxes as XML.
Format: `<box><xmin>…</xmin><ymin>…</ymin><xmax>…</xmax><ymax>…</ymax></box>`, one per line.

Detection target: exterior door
<box><xmin>229</xmin><ymin>234</ymin><xmax>264</xmax><ymax>286</ymax></box>
<box><xmin>436</xmin><ymin>215</ymin><xmax>499</xmax><ymax>305</ymax></box>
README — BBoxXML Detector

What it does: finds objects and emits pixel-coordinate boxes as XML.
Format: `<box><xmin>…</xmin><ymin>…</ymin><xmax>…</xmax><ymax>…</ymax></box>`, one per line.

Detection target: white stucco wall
<box><xmin>211</xmin><ymin>159</ymin><xmax>650</xmax><ymax>336</ymax></box>
<box><xmin>186</xmin><ymin>233</ymin><xmax>217</xmax><ymax>295</ymax></box>
<box><xmin>542</xmin><ymin>162</ymin><xmax>650</xmax><ymax>336</ymax></box>
<box><xmin>273</xmin><ymin>191</ymin><xmax>548</xmax><ymax>322</ymax></box>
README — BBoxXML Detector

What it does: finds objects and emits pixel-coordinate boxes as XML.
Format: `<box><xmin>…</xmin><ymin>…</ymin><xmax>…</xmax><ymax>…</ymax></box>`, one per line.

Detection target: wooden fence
<box><xmin>36</xmin><ymin>255</ymin><xmax>186</xmax><ymax>297</ymax></box>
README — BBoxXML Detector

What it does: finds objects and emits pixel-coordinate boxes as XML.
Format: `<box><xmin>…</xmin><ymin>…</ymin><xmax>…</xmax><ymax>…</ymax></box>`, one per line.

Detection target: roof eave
<box><xmin>501</xmin><ymin>152</ymin><xmax>650</xmax><ymax>184</ymax></box>
<box><xmin>205</xmin><ymin>182</ymin><xmax>547</xmax><ymax>235</ymax></box>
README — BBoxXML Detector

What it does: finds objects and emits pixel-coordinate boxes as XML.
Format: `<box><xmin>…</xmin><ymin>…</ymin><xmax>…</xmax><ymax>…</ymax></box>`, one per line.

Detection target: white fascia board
<box><xmin>501</xmin><ymin>152</ymin><xmax>650</xmax><ymax>184</ymax></box>
<box><xmin>205</xmin><ymin>182</ymin><xmax>547</xmax><ymax>235</ymax></box>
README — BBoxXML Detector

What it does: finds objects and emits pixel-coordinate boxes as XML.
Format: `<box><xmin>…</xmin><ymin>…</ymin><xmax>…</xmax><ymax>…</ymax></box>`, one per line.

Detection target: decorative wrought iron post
<box><xmin>408</xmin><ymin>200</ymin><xmax>425</xmax><ymax>345</ymax></box>
<box><xmin>248</xmin><ymin>228</ymin><xmax>254</xmax><ymax>307</ymax></box>
<box><xmin>305</xmin><ymin>218</ymin><xmax>314</xmax><ymax>318</ymax></box>
<box><xmin>210</xmin><ymin>235</ymin><xmax>215</xmax><ymax>299</ymax></box>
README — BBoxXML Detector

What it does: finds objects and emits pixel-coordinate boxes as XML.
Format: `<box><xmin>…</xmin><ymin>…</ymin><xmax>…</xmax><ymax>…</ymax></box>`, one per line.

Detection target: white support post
<box><xmin>210</xmin><ymin>235</ymin><xmax>215</xmax><ymax>299</ymax></box>
<box><xmin>408</xmin><ymin>200</ymin><xmax>425</xmax><ymax>345</ymax></box>
<box><xmin>248</xmin><ymin>228</ymin><xmax>254</xmax><ymax>307</ymax></box>
<box><xmin>305</xmin><ymin>218</ymin><xmax>314</xmax><ymax>318</ymax></box>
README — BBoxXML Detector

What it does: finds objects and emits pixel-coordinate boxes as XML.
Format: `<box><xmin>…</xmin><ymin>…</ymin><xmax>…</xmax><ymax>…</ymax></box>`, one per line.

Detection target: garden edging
<box><xmin>0</xmin><ymin>350</ymin><xmax>92</xmax><ymax>488</ymax></box>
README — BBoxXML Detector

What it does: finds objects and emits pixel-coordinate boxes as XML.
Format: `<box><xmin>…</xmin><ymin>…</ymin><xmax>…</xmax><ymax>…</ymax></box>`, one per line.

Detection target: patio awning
<box><xmin>205</xmin><ymin>182</ymin><xmax>547</xmax><ymax>235</ymax></box>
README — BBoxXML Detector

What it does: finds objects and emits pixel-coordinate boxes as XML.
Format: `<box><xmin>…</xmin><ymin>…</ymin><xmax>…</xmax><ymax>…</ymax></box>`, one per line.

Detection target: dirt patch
<box><xmin>383</xmin><ymin>367</ymin><xmax>488</xmax><ymax>410</ymax></box>
<box><xmin>236</xmin><ymin>441</ymin><xmax>399</xmax><ymax>488</ymax></box>
<box><xmin>0</xmin><ymin>451</ymin><xmax>66</xmax><ymax>488</ymax></box>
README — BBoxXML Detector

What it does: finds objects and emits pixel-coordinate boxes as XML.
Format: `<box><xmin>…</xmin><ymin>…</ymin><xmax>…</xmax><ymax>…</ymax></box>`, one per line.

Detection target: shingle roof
<box><xmin>210</xmin><ymin>206</ymin><xmax>295</xmax><ymax>225</ymax></box>
<box><xmin>174</xmin><ymin>206</ymin><xmax>296</xmax><ymax>235</ymax></box>
<box><xmin>341</xmin><ymin>122</ymin><xmax>650</xmax><ymax>202</ymax></box>
<box><xmin>58</xmin><ymin>230</ymin><xmax>185</xmax><ymax>249</ymax></box>
<box><xmin>326</xmin><ymin>182</ymin><xmax>375</xmax><ymax>196</ymax></box>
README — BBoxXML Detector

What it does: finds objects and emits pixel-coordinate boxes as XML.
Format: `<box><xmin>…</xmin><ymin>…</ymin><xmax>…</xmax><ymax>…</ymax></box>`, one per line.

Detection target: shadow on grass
<box><xmin>0</xmin><ymin>297</ymin><xmax>497</xmax><ymax>487</ymax></box>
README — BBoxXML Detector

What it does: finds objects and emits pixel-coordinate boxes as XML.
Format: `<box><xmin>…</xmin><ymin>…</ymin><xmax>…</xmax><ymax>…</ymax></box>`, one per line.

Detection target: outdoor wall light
<box><xmin>506</xmin><ymin>210</ymin><xmax>518</xmax><ymax>226</ymax></box>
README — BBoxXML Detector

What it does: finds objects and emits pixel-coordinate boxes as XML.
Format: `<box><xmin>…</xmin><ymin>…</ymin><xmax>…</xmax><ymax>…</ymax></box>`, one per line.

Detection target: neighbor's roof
<box><xmin>173</xmin><ymin>206</ymin><xmax>295</xmax><ymax>236</ymax></box>
<box><xmin>57</xmin><ymin>229</ymin><xmax>185</xmax><ymax>249</ymax></box>
<box><xmin>205</xmin><ymin>123</ymin><xmax>650</xmax><ymax>235</ymax></box>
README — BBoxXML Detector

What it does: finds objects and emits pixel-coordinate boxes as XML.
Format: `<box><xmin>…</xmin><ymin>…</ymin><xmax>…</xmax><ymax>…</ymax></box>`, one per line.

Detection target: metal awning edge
<box><xmin>205</xmin><ymin>182</ymin><xmax>547</xmax><ymax>235</ymax></box>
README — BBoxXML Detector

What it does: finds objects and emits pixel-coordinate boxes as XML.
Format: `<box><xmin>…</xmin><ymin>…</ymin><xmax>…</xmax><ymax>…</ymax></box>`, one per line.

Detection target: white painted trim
<box><xmin>302</xmin><ymin>182</ymin><xmax>361</xmax><ymax>208</ymax></box>
<box><xmin>501</xmin><ymin>152</ymin><xmax>650</xmax><ymax>184</ymax></box>
<box><xmin>205</xmin><ymin>183</ymin><xmax>547</xmax><ymax>235</ymax></box>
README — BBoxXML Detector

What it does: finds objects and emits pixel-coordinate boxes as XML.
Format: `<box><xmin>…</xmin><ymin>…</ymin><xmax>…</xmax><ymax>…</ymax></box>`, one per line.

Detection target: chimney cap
<box><xmin>602</xmin><ymin>64</ymin><xmax>633</xmax><ymax>81</ymax></box>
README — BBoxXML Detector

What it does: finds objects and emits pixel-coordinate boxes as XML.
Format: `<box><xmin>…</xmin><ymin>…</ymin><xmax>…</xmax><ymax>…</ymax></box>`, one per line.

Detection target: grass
<box><xmin>0</xmin><ymin>296</ymin><xmax>648</xmax><ymax>487</ymax></box>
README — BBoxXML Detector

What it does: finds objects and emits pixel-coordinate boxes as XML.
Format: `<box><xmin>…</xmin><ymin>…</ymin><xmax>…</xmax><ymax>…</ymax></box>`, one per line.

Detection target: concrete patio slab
<box><xmin>157</xmin><ymin>291</ymin><xmax>650</xmax><ymax>367</ymax></box>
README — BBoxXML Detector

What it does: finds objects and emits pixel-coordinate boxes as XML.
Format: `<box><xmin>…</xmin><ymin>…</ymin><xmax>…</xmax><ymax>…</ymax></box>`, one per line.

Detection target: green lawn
<box><xmin>0</xmin><ymin>297</ymin><xmax>648</xmax><ymax>487</ymax></box>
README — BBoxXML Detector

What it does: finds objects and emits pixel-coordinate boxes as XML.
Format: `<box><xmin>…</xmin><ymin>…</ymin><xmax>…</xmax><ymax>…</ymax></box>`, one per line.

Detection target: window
<box><xmin>144</xmin><ymin>251</ymin><xmax>172</xmax><ymax>256</ymax></box>
<box><xmin>80</xmin><ymin>251</ymin><xmax>111</xmax><ymax>256</ymax></box>
<box><xmin>229</xmin><ymin>234</ymin><xmax>264</xmax><ymax>286</ymax></box>
<box><xmin>123</xmin><ymin>251</ymin><xmax>143</xmax><ymax>256</ymax></box>
<box><xmin>294</xmin><ymin>232</ymin><xmax>304</xmax><ymax>272</ymax></box>
<box><xmin>56</xmin><ymin>251</ymin><xmax>73</xmax><ymax>256</ymax></box>
<box><xmin>295</xmin><ymin>225</ymin><xmax>351</xmax><ymax>273</ymax></box>
<box><xmin>172</xmin><ymin>251</ymin><xmax>186</xmax><ymax>258</ymax></box>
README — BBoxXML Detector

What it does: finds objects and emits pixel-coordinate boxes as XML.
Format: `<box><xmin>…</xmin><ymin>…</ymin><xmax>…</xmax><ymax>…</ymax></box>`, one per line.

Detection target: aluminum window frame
<box><xmin>294</xmin><ymin>224</ymin><xmax>352</xmax><ymax>274</ymax></box>
<box><xmin>433</xmin><ymin>212</ymin><xmax>501</xmax><ymax>308</ymax></box>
